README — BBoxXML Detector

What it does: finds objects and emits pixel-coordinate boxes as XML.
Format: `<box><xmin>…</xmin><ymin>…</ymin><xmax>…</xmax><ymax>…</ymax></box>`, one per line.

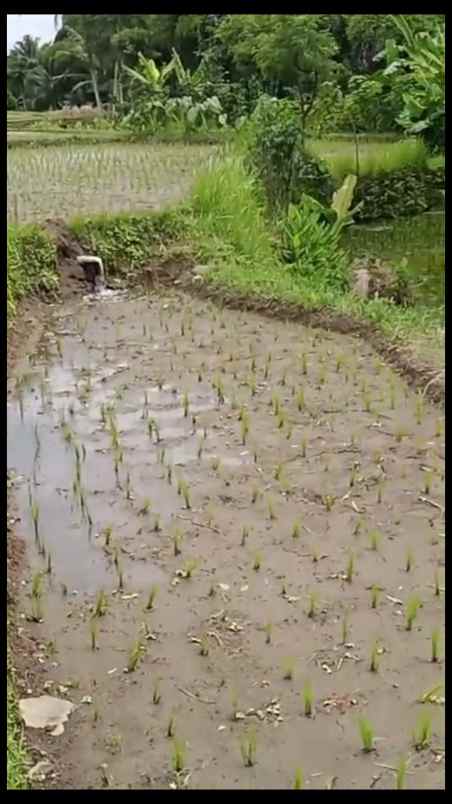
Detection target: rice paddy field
<box><xmin>306</xmin><ymin>137</ymin><xmax>436</xmax><ymax>182</ymax></box>
<box><xmin>7</xmin><ymin>129</ymin><xmax>445</xmax><ymax>790</ymax></box>
<box><xmin>343</xmin><ymin>212</ymin><xmax>445</xmax><ymax>309</ymax></box>
<box><xmin>7</xmin><ymin>142</ymin><xmax>216</xmax><ymax>223</ymax></box>
<box><xmin>7</xmin><ymin>289</ymin><xmax>445</xmax><ymax>789</ymax></box>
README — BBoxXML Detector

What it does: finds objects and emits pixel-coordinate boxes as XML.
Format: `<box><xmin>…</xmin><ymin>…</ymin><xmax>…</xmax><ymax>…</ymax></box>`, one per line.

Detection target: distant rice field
<box><xmin>7</xmin><ymin>142</ymin><xmax>216</xmax><ymax>224</ymax></box>
<box><xmin>306</xmin><ymin>137</ymin><xmax>431</xmax><ymax>182</ymax></box>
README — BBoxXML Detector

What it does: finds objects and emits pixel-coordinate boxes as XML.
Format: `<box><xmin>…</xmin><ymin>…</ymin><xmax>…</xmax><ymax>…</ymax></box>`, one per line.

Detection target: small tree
<box><xmin>253</xmin><ymin>16</ymin><xmax>338</xmax><ymax>143</ymax></box>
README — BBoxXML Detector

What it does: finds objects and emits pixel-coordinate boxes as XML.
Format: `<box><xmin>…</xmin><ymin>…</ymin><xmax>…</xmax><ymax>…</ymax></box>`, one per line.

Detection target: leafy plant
<box><xmin>240</xmin><ymin>729</ymin><xmax>257</xmax><ymax>767</ymax></box>
<box><xmin>405</xmin><ymin>595</ymin><xmax>421</xmax><ymax>630</ymax></box>
<box><xmin>405</xmin><ymin>547</ymin><xmax>414</xmax><ymax>572</ymax></box>
<box><xmin>291</xmin><ymin>520</ymin><xmax>301</xmax><ymax>540</ymax></box>
<box><xmin>371</xmin><ymin>585</ymin><xmax>381</xmax><ymax>609</ymax></box>
<box><xmin>283</xmin><ymin>657</ymin><xmax>296</xmax><ymax>681</ymax></box>
<box><xmin>127</xmin><ymin>639</ymin><xmax>144</xmax><ymax>672</ymax></box>
<box><xmin>264</xmin><ymin>622</ymin><xmax>272</xmax><ymax>645</ymax></box>
<box><xmin>246</xmin><ymin>96</ymin><xmax>334</xmax><ymax>210</ymax></box>
<box><xmin>431</xmin><ymin>628</ymin><xmax>440</xmax><ymax>663</ymax></box>
<box><xmin>358</xmin><ymin>717</ymin><xmax>375</xmax><ymax>752</ymax></box>
<box><xmin>94</xmin><ymin>589</ymin><xmax>108</xmax><ymax>617</ymax></box>
<box><xmin>369</xmin><ymin>641</ymin><xmax>381</xmax><ymax>672</ymax></box>
<box><xmin>307</xmin><ymin>590</ymin><xmax>317</xmax><ymax>619</ymax></box>
<box><xmin>171</xmin><ymin>738</ymin><xmax>186</xmax><ymax>773</ymax></box>
<box><xmin>294</xmin><ymin>767</ymin><xmax>304</xmax><ymax>790</ymax></box>
<box><xmin>302</xmin><ymin>681</ymin><xmax>314</xmax><ymax>718</ymax></box>
<box><xmin>89</xmin><ymin>616</ymin><xmax>98</xmax><ymax>651</ymax></box>
<box><xmin>279</xmin><ymin>197</ymin><xmax>350</xmax><ymax>293</ymax></box>
<box><xmin>346</xmin><ymin>551</ymin><xmax>355</xmax><ymax>583</ymax></box>
<box><xmin>413</xmin><ymin>711</ymin><xmax>432</xmax><ymax>750</ymax></box>
<box><xmin>145</xmin><ymin>584</ymin><xmax>158</xmax><ymax>611</ymax></box>
<box><xmin>369</xmin><ymin>529</ymin><xmax>381</xmax><ymax>551</ymax></box>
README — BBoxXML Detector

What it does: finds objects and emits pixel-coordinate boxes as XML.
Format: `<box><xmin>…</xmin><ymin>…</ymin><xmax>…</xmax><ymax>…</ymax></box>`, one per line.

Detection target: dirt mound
<box><xmin>45</xmin><ymin>219</ymin><xmax>87</xmax><ymax>291</ymax></box>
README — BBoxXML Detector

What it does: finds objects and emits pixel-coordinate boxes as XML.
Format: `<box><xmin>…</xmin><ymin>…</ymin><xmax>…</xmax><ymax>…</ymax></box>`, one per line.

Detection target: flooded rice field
<box><xmin>7</xmin><ymin>142</ymin><xmax>216</xmax><ymax>224</ymax></box>
<box><xmin>8</xmin><ymin>288</ymin><xmax>445</xmax><ymax>789</ymax></box>
<box><xmin>344</xmin><ymin>211</ymin><xmax>445</xmax><ymax>309</ymax></box>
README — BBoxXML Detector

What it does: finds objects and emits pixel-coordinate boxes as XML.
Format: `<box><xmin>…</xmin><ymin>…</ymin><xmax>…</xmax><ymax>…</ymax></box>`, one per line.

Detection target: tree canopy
<box><xmin>7</xmin><ymin>13</ymin><xmax>444</xmax><ymax>147</ymax></box>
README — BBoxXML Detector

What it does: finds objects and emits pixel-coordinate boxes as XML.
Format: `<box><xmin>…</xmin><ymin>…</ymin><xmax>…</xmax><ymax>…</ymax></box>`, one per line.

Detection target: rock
<box><xmin>28</xmin><ymin>760</ymin><xmax>53</xmax><ymax>782</ymax></box>
<box><xmin>351</xmin><ymin>256</ymin><xmax>412</xmax><ymax>305</ymax></box>
<box><xmin>352</xmin><ymin>268</ymin><xmax>370</xmax><ymax>298</ymax></box>
<box><xmin>19</xmin><ymin>695</ymin><xmax>76</xmax><ymax>736</ymax></box>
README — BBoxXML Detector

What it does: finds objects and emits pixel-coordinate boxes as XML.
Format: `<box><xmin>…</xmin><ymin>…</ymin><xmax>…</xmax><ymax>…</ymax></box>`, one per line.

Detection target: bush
<box><xmin>355</xmin><ymin>168</ymin><xmax>444</xmax><ymax>221</ymax></box>
<box><xmin>245</xmin><ymin>97</ymin><xmax>334</xmax><ymax>210</ymax></box>
<box><xmin>69</xmin><ymin>210</ymin><xmax>189</xmax><ymax>272</ymax></box>
<box><xmin>279</xmin><ymin>198</ymin><xmax>350</xmax><ymax>292</ymax></box>
<box><xmin>7</xmin><ymin>225</ymin><xmax>58</xmax><ymax>318</ymax></box>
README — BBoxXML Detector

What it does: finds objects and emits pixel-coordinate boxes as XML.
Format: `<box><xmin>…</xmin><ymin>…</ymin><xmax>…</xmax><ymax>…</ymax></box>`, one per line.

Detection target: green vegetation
<box><xmin>307</xmin><ymin>137</ymin><xmax>429</xmax><ymax>182</ymax></box>
<box><xmin>7</xmin><ymin>152</ymin><xmax>444</xmax><ymax>374</ymax></box>
<box><xmin>7</xmin><ymin>225</ymin><xmax>57</xmax><ymax>318</ymax></box>
<box><xmin>7</xmin><ymin>665</ymin><xmax>29</xmax><ymax>789</ymax></box>
<box><xmin>7</xmin><ymin>142</ymin><xmax>214</xmax><ymax>224</ymax></box>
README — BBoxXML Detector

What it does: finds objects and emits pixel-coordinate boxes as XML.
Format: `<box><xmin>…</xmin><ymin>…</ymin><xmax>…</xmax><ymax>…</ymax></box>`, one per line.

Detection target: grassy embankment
<box><xmin>7</xmin><ymin>660</ymin><xmax>29</xmax><ymax>789</ymax></box>
<box><xmin>7</xmin><ymin>154</ymin><xmax>444</xmax><ymax>370</ymax></box>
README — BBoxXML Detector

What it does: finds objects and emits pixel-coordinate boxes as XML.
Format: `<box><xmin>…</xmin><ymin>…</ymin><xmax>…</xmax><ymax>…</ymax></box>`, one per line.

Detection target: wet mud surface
<box><xmin>8</xmin><ymin>289</ymin><xmax>445</xmax><ymax>789</ymax></box>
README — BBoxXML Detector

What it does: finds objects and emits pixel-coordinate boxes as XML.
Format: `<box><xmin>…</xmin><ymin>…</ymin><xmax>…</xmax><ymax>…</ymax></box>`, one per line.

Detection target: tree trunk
<box><xmin>112</xmin><ymin>60</ymin><xmax>119</xmax><ymax>112</ymax></box>
<box><xmin>90</xmin><ymin>68</ymin><xmax>102</xmax><ymax>110</ymax></box>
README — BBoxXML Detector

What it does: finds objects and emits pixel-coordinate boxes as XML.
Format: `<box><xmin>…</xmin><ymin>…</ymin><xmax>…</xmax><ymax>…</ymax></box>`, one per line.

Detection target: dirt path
<box><xmin>8</xmin><ymin>286</ymin><xmax>445</xmax><ymax>790</ymax></box>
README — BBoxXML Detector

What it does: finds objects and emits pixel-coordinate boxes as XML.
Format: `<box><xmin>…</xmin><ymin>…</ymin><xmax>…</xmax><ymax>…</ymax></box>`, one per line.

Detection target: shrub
<box><xmin>279</xmin><ymin>198</ymin><xmax>350</xmax><ymax>292</ymax></box>
<box><xmin>354</xmin><ymin>167</ymin><xmax>444</xmax><ymax>221</ymax></box>
<box><xmin>69</xmin><ymin>209</ymin><xmax>188</xmax><ymax>273</ymax></box>
<box><xmin>7</xmin><ymin>225</ymin><xmax>58</xmax><ymax>318</ymax></box>
<box><xmin>244</xmin><ymin>97</ymin><xmax>334</xmax><ymax>210</ymax></box>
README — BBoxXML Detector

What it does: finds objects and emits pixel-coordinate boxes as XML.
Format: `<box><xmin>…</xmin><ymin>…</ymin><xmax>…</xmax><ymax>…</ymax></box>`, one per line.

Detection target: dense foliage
<box><xmin>8</xmin><ymin>15</ymin><xmax>444</xmax><ymax>146</ymax></box>
<box><xmin>244</xmin><ymin>97</ymin><xmax>334</xmax><ymax>210</ymax></box>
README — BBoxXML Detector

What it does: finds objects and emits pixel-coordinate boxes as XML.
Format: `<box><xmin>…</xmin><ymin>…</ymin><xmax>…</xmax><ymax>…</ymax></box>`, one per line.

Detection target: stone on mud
<box><xmin>19</xmin><ymin>695</ymin><xmax>76</xmax><ymax>736</ymax></box>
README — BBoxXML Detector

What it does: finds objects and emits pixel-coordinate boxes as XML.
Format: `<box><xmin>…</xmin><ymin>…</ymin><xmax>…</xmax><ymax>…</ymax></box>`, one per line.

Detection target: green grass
<box><xmin>306</xmin><ymin>137</ymin><xmax>430</xmax><ymax>182</ymax></box>
<box><xmin>192</xmin><ymin>154</ymin><xmax>276</xmax><ymax>267</ymax></box>
<box><xmin>7</xmin><ymin>662</ymin><xmax>29</xmax><ymax>789</ymax></box>
<box><xmin>7</xmin><ymin>149</ymin><xmax>444</xmax><ymax>373</ymax></box>
<box><xmin>191</xmin><ymin>157</ymin><xmax>444</xmax><ymax>372</ymax></box>
<box><xmin>7</xmin><ymin>224</ymin><xmax>58</xmax><ymax>319</ymax></box>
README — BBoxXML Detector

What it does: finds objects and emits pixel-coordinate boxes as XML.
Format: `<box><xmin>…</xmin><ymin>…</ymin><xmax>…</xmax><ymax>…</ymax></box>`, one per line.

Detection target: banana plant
<box><xmin>123</xmin><ymin>52</ymin><xmax>177</xmax><ymax>91</ymax></box>
<box><xmin>383</xmin><ymin>16</ymin><xmax>444</xmax><ymax>146</ymax></box>
<box><xmin>331</xmin><ymin>174</ymin><xmax>363</xmax><ymax>234</ymax></box>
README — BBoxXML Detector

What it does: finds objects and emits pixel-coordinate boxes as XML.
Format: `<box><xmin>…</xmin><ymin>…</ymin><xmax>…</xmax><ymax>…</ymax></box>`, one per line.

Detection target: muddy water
<box><xmin>8</xmin><ymin>290</ymin><xmax>445</xmax><ymax>790</ymax></box>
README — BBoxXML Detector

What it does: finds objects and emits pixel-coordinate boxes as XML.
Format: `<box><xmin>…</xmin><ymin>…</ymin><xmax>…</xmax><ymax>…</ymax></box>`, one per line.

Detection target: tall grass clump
<box><xmin>192</xmin><ymin>155</ymin><xmax>277</xmax><ymax>268</ymax></box>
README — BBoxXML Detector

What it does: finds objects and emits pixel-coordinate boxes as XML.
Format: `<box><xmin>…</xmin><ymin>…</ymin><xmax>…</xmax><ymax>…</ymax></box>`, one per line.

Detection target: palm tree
<box><xmin>52</xmin><ymin>26</ymin><xmax>103</xmax><ymax>108</ymax></box>
<box><xmin>7</xmin><ymin>36</ymin><xmax>42</xmax><ymax>108</ymax></box>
